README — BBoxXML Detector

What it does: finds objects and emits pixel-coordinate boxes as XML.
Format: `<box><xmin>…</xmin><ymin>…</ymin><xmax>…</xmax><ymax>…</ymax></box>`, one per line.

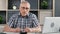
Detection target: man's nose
<box><xmin>24</xmin><ymin>9</ymin><xmax>27</xmax><ymax>12</ymax></box>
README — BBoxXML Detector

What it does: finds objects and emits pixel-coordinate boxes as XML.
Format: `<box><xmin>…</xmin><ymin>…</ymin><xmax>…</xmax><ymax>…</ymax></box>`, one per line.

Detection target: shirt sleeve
<box><xmin>7</xmin><ymin>14</ymin><xmax>16</xmax><ymax>28</ymax></box>
<box><xmin>32</xmin><ymin>14</ymin><xmax>40</xmax><ymax>28</ymax></box>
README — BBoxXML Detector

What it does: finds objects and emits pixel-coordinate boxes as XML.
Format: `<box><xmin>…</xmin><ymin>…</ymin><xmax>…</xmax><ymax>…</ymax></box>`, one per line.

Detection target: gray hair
<box><xmin>20</xmin><ymin>1</ymin><xmax>30</xmax><ymax>7</ymax></box>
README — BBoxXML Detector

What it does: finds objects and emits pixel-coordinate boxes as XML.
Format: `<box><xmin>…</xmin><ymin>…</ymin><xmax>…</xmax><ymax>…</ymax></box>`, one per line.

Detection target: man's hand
<box><xmin>15</xmin><ymin>27</ymin><xmax>21</xmax><ymax>32</ymax></box>
<box><xmin>24</xmin><ymin>27</ymin><xmax>32</xmax><ymax>32</ymax></box>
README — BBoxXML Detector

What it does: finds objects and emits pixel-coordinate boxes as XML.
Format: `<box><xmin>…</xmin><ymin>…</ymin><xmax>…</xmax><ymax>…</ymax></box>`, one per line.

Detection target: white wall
<box><xmin>0</xmin><ymin>0</ymin><xmax>7</xmax><ymax>10</ymax></box>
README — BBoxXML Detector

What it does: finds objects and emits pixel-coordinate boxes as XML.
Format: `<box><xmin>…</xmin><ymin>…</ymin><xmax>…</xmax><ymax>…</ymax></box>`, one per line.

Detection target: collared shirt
<box><xmin>7</xmin><ymin>12</ymin><xmax>39</xmax><ymax>29</ymax></box>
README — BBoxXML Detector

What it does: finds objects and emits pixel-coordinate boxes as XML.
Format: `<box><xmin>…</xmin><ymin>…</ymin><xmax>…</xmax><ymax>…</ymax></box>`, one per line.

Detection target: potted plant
<box><xmin>0</xmin><ymin>16</ymin><xmax>3</xmax><ymax>24</ymax></box>
<box><xmin>41</xmin><ymin>0</ymin><xmax>48</xmax><ymax>9</ymax></box>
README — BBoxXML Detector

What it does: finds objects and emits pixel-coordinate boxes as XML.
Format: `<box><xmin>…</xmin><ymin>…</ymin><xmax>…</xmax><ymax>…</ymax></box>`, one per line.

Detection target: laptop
<box><xmin>42</xmin><ymin>17</ymin><xmax>60</xmax><ymax>34</ymax></box>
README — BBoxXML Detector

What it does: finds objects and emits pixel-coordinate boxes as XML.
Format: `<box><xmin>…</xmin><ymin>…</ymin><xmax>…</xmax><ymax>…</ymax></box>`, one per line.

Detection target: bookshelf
<box><xmin>0</xmin><ymin>0</ymin><xmax>53</xmax><ymax>26</ymax></box>
<box><xmin>39</xmin><ymin>0</ymin><xmax>53</xmax><ymax>25</ymax></box>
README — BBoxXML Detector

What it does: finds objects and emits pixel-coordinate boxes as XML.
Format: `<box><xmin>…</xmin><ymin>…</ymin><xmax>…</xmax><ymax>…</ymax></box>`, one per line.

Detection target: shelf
<box><xmin>8</xmin><ymin>9</ymin><xmax>38</xmax><ymax>11</ymax></box>
<box><xmin>0</xmin><ymin>9</ymin><xmax>7</xmax><ymax>11</ymax></box>
<box><xmin>8</xmin><ymin>9</ymin><xmax>19</xmax><ymax>11</ymax></box>
<box><xmin>39</xmin><ymin>9</ymin><xmax>53</xmax><ymax>12</ymax></box>
<box><xmin>39</xmin><ymin>0</ymin><xmax>53</xmax><ymax>9</ymax></box>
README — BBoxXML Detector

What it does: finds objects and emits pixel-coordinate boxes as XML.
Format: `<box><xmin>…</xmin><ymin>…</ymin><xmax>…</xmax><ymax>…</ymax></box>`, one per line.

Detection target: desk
<box><xmin>2</xmin><ymin>32</ymin><xmax>41</xmax><ymax>34</ymax></box>
<box><xmin>42</xmin><ymin>32</ymin><xmax>60</xmax><ymax>34</ymax></box>
<box><xmin>3</xmin><ymin>32</ymin><xmax>19</xmax><ymax>34</ymax></box>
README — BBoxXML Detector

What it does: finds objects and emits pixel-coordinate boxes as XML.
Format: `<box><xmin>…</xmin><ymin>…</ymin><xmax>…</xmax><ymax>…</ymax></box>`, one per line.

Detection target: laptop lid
<box><xmin>42</xmin><ymin>17</ymin><xmax>60</xmax><ymax>33</ymax></box>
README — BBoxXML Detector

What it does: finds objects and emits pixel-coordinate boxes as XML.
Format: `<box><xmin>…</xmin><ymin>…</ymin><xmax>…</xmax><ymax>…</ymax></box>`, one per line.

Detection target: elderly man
<box><xmin>4</xmin><ymin>1</ymin><xmax>41</xmax><ymax>33</ymax></box>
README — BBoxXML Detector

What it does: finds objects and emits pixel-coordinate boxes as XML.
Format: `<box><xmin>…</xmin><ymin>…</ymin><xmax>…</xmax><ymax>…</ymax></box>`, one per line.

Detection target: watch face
<box><xmin>51</xmin><ymin>22</ymin><xmax>54</xmax><ymax>28</ymax></box>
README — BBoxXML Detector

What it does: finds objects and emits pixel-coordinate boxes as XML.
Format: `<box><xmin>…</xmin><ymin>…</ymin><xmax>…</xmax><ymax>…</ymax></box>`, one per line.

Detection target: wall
<box><xmin>55</xmin><ymin>0</ymin><xmax>60</xmax><ymax>16</ymax></box>
<box><xmin>0</xmin><ymin>0</ymin><xmax>7</xmax><ymax>10</ymax></box>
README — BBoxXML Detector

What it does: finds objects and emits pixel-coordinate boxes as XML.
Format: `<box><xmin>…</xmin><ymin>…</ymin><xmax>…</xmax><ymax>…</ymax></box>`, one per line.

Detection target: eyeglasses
<box><xmin>21</xmin><ymin>7</ymin><xmax>30</xmax><ymax>10</ymax></box>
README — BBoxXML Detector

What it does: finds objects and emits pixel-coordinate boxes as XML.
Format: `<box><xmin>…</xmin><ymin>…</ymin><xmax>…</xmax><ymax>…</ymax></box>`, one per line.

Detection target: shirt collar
<box><xmin>18</xmin><ymin>12</ymin><xmax>29</xmax><ymax>18</ymax></box>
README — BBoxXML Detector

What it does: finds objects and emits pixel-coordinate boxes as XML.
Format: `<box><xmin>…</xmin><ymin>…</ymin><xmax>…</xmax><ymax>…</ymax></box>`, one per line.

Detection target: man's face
<box><xmin>19</xmin><ymin>3</ymin><xmax>30</xmax><ymax>16</ymax></box>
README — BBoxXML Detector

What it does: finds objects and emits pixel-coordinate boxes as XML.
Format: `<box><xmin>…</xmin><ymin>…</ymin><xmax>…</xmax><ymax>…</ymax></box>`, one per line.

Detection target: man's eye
<box><xmin>22</xmin><ymin>7</ymin><xmax>29</xmax><ymax>9</ymax></box>
<box><xmin>22</xmin><ymin>7</ymin><xmax>25</xmax><ymax>9</ymax></box>
<box><xmin>26</xmin><ymin>8</ymin><xmax>29</xmax><ymax>9</ymax></box>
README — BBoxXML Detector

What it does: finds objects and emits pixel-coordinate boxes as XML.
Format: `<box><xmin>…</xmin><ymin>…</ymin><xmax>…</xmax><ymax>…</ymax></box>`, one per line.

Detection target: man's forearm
<box><xmin>4</xmin><ymin>25</ymin><xmax>20</xmax><ymax>32</ymax></box>
<box><xmin>8</xmin><ymin>28</ymin><xmax>16</xmax><ymax>32</ymax></box>
<box><xmin>4</xmin><ymin>27</ymin><xmax>16</xmax><ymax>32</ymax></box>
<box><xmin>30</xmin><ymin>26</ymin><xmax>41</xmax><ymax>32</ymax></box>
